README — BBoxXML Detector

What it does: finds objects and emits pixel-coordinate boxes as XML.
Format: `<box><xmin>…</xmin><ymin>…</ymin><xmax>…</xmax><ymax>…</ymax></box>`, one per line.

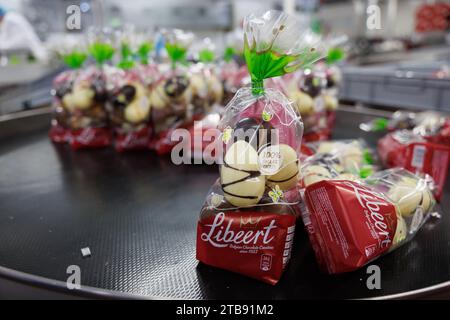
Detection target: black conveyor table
<box><xmin>0</xmin><ymin>106</ymin><xmax>449</xmax><ymax>299</ymax></box>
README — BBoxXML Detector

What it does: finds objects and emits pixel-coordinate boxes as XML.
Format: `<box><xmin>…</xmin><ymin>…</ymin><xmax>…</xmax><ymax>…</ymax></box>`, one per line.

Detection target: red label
<box><xmin>196</xmin><ymin>211</ymin><xmax>296</xmax><ymax>285</ymax></box>
<box><xmin>49</xmin><ymin>125</ymin><xmax>70</xmax><ymax>144</ymax></box>
<box><xmin>303</xmin><ymin>180</ymin><xmax>397</xmax><ymax>274</ymax></box>
<box><xmin>115</xmin><ymin>126</ymin><xmax>152</xmax><ymax>152</ymax></box>
<box><xmin>404</xmin><ymin>142</ymin><xmax>450</xmax><ymax>201</ymax></box>
<box><xmin>378</xmin><ymin>132</ymin><xmax>450</xmax><ymax>201</ymax></box>
<box><xmin>70</xmin><ymin>127</ymin><xmax>112</xmax><ymax>149</ymax></box>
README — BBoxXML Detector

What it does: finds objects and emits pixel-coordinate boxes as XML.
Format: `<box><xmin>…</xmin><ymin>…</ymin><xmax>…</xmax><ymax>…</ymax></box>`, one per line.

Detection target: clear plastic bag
<box><xmin>196</xmin><ymin>10</ymin><xmax>325</xmax><ymax>285</ymax></box>
<box><xmin>148</xmin><ymin>30</ymin><xmax>196</xmax><ymax>154</ymax></box>
<box><xmin>65</xmin><ymin>65</ymin><xmax>112</xmax><ymax>149</ymax></box>
<box><xmin>189</xmin><ymin>39</ymin><xmax>223</xmax><ymax>114</ymax></box>
<box><xmin>106</xmin><ymin>67</ymin><xmax>152</xmax><ymax>151</ymax></box>
<box><xmin>49</xmin><ymin>47</ymin><xmax>88</xmax><ymax>144</ymax></box>
<box><xmin>49</xmin><ymin>69</ymin><xmax>79</xmax><ymax>143</ymax></box>
<box><xmin>284</xmin><ymin>69</ymin><xmax>329</xmax><ymax>142</ymax></box>
<box><xmin>301</xmin><ymin>168</ymin><xmax>437</xmax><ymax>274</ymax></box>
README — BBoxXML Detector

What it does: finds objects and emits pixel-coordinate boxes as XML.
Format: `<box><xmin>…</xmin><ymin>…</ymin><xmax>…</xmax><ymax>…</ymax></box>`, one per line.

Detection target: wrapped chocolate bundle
<box><xmin>49</xmin><ymin>50</ymin><xmax>87</xmax><ymax>143</ymax></box>
<box><xmin>66</xmin><ymin>33</ymin><xmax>114</xmax><ymax>149</ymax></box>
<box><xmin>377</xmin><ymin>130</ymin><xmax>450</xmax><ymax>200</ymax></box>
<box><xmin>301</xmin><ymin>168</ymin><xmax>437</xmax><ymax>274</ymax></box>
<box><xmin>285</xmin><ymin>68</ymin><xmax>329</xmax><ymax>142</ymax></box>
<box><xmin>300</xmin><ymin>139</ymin><xmax>377</xmax><ymax>185</ymax></box>
<box><xmin>196</xmin><ymin>10</ymin><xmax>324</xmax><ymax>285</ymax></box>
<box><xmin>190</xmin><ymin>39</ymin><xmax>223</xmax><ymax>114</ymax></box>
<box><xmin>103</xmin><ymin>30</ymin><xmax>153</xmax><ymax>152</ymax></box>
<box><xmin>361</xmin><ymin>110</ymin><xmax>450</xmax><ymax>146</ymax></box>
<box><xmin>107</xmin><ymin>68</ymin><xmax>152</xmax><ymax>152</ymax></box>
<box><xmin>219</xmin><ymin>37</ymin><xmax>249</xmax><ymax>106</ymax></box>
<box><xmin>148</xmin><ymin>29</ymin><xmax>194</xmax><ymax>155</ymax></box>
<box><xmin>220</xmin><ymin>62</ymin><xmax>249</xmax><ymax>106</ymax></box>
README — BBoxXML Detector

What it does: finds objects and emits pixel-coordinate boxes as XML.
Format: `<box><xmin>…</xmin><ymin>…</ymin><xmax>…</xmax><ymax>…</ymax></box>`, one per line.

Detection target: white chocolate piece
<box><xmin>388</xmin><ymin>183</ymin><xmax>433</xmax><ymax>218</ymax></box>
<box><xmin>334</xmin><ymin>173</ymin><xmax>359</xmax><ymax>181</ymax></box>
<box><xmin>317</xmin><ymin>141</ymin><xmax>337</xmax><ymax>154</ymax></box>
<box><xmin>124</xmin><ymin>83</ymin><xmax>151</xmax><ymax>123</ymax></box>
<box><xmin>149</xmin><ymin>79</ymin><xmax>192</xmax><ymax>110</ymax></box>
<box><xmin>221</xmin><ymin>141</ymin><xmax>265</xmax><ymax>207</ymax></box>
<box><xmin>332</xmin><ymin>163</ymin><xmax>345</xmax><ymax>174</ymax></box>
<box><xmin>63</xmin><ymin>86</ymin><xmax>95</xmax><ymax>111</ymax></box>
<box><xmin>392</xmin><ymin>214</ymin><xmax>407</xmax><ymax>247</ymax></box>
<box><xmin>323</xmin><ymin>94</ymin><xmax>338</xmax><ymax>111</ymax></box>
<box><xmin>340</xmin><ymin>144</ymin><xmax>363</xmax><ymax>172</ymax></box>
<box><xmin>207</xmin><ymin>75</ymin><xmax>223</xmax><ymax>104</ymax></box>
<box><xmin>303</xmin><ymin>165</ymin><xmax>332</xmax><ymax>187</ymax></box>
<box><xmin>292</xmin><ymin>91</ymin><xmax>314</xmax><ymax>116</ymax></box>
<box><xmin>149</xmin><ymin>84</ymin><xmax>169</xmax><ymax>109</ymax></box>
<box><xmin>191</xmin><ymin>74</ymin><xmax>208</xmax><ymax>98</ymax></box>
<box><xmin>267</xmin><ymin>144</ymin><xmax>299</xmax><ymax>191</ymax></box>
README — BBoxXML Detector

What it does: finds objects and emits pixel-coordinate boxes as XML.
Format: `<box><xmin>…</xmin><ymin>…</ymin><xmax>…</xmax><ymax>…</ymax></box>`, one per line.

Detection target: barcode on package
<box><xmin>411</xmin><ymin>145</ymin><xmax>426</xmax><ymax>169</ymax></box>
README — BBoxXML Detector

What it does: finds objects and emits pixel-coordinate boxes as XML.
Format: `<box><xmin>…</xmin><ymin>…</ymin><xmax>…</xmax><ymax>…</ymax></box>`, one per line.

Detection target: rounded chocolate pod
<box><xmin>149</xmin><ymin>75</ymin><xmax>192</xmax><ymax>110</ymax></box>
<box><xmin>63</xmin><ymin>84</ymin><xmax>95</xmax><ymax>111</ymax></box>
<box><xmin>292</xmin><ymin>91</ymin><xmax>314</xmax><ymax>116</ymax></box>
<box><xmin>323</xmin><ymin>94</ymin><xmax>338</xmax><ymax>111</ymax></box>
<box><xmin>220</xmin><ymin>140</ymin><xmax>265</xmax><ymax>207</ymax></box>
<box><xmin>340</xmin><ymin>144</ymin><xmax>363</xmax><ymax>172</ymax></box>
<box><xmin>317</xmin><ymin>141</ymin><xmax>337</xmax><ymax>154</ymax></box>
<box><xmin>334</xmin><ymin>173</ymin><xmax>359</xmax><ymax>181</ymax></box>
<box><xmin>388</xmin><ymin>179</ymin><xmax>433</xmax><ymax>217</ymax></box>
<box><xmin>303</xmin><ymin>165</ymin><xmax>332</xmax><ymax>187</ymax></box>
<box><xmin>267</xmin><ymin>144</ymin><xmax>299</xmax><ymax>191</ymax></box>
<box><xmin>123</xmin><ymin>82</ymin><xmax>151</xmax><ymax>124</ymax></box>
<box><xmin>233</xmin><ymin>117</ymin><xmax>273</xmax><ymax>153</ymax></box>
<box><xmin>300</xmin><ymin>73</ymin><xmax>323</xmax><ymax>98</ymax></box>
<box><xmin>392</xmin><ymin>213</ymin><xmax>407</xmax><ymax>247</ymax></box>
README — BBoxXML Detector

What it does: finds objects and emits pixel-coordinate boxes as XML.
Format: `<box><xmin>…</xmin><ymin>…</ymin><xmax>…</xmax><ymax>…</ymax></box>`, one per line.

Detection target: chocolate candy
<box><xmin>149</xmin><ymin>76</ymin><xmax>192</xmax><ymax>110</ymax></box>
<box><xmin>232</xmin><ymin>117</ymin><xmax>273</xmax><ymax>152</ymax></box>
<box><xmin>334</xmin><ymin>173</ymin><xmax>359</xmax><ymax>181</ymax></box>
<box><xmin>267</xmin><ymin>144</ymin><xmax>299</xmax><ymax>191</ymax></box>
<box><xmin>292</xmin><ymin>91</ymin><xmax>314</xmax><ymax>116</ymax></box>
<box><xmin>303</xmin><ymin>165</ymin><xmax>332</xmax><ymax>187</ymax></box>
<box><xmin>220</xmin><ymin>140</ymin><xmax>265</xmax><ymax>207</ymax></box>
<box><xmin>323</xmin><ymin>94</ymin><xmax>338</xmax><ymax>111</ymax></box>
<box><xmin>388</xmin><ymin>177</ymin><xmax>433</xmax><ymax>217</ymax></box>
<box><xmin>123</xmin><ymin>83</ymin><xmax>151</xmax><ymax>123</ymax></box>
<box><xmin>392</xmin><ymin>214</ymin><xmax>407</xmax><ymax>247</ymax></box>
<box><xmin>164</xmin><ymin>76</ymin><xmax>190</xmax><ymax>98</ymax></box>
<box><xmin>62</xmin><ymin>84</ymin><xmax>95</xmax><ymax>111</ymax></box>
<box><xmin>340</xmin><ymin>144</ymin><xmax>363</xmax><ymax>172</ymax></box>
<box><xmin>300</xmin><ymin>72</ymin><xmax>323</xmax><ymax>98</ymax></box>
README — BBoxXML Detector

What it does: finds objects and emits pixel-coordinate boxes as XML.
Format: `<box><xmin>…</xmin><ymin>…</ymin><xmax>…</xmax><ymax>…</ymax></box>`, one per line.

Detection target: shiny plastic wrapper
<box><xmin>301</xmin><ymin>168</ymin><xmax>437</xmax><ymax>274</ymax></box>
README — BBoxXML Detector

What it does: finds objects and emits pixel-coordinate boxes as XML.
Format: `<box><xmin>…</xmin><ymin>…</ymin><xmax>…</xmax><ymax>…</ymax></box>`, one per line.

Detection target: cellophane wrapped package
<box><xmin>300</xmin><ymin>139</ymin><xmax>378</xmax><ymax>182</ymax></box>
<box><xmin>196</xmin><ymin>10</ymin><xmax>325</xmax><ymax>285</ymax></box>
<box><xmin>66</xmin><ymin>34</ymin><xmax>114</xmax><ymax>149</ymax></box>
<box><xmin>190</xmin><ymin>38</ymin><xmax>224</xmax><ymax>114</ymax></box>
<box><xmin>49</xmin><ymin>46</ymin><xmax>88</xmax><ymax>143</ymax></box>
<box><xmin>107</xmin><ymin>68</ymin><xmax>152</xmax><ymax>152</ymax></box>
<box><xmin>285</xmin><ymin>68</ymin><xmax>329</xmax><ymax>142</ymax></box>
<box><xmin>103</xmin><ymin>29</ymin><xmax>153</xmax><ymax>151</ymax></box>
<box><xmin>219</xmin><ymin>41</ymin><xmax>249</xmax><ymax>106</ymax></box>
<box><xmin>65</xmin><ymin>65</ymin><xmax>112</xmax><ymax>149</ymax></box>
<box><xmin>148</xmin><ymin>29</ymin><xmax>195</xmax><ymax>155</ymax></box>
<box><xmin>377</xmin><ymin>130</ymin><xmax>450</xmax><ymax>200</ymax></box>
<box><xmin>301</xmin><ymin>168</ymin><xmax>437</xmax><ymax>274</ymax></box>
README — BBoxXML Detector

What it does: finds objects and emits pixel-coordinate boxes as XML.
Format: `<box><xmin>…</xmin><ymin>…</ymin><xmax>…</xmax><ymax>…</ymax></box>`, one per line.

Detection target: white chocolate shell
<box><xmin>267</xmin><ymin>144</ymin><xmax>299</xmax><ymax>191</ymax></box>
<box><xmin>220</xmin><ymin>141</ymin><xmax>265</xmax><ymax>207</ymax></box>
